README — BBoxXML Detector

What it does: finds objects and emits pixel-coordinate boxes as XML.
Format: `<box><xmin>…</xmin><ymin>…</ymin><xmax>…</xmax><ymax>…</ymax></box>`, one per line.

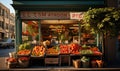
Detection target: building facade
<box><xmin>118</xmin><ymin>0</ymin><xmax>120</xmax><ymax>7</ymax></box>
<box><xmin>9</xmin><ymin>13</ymin><xmax>15</xmax><ymax>39</ymax></box>
<box><xmin>12</xmin><ymin>0</ymin><xmax>120</xmax><ymax>65</ymax></box>
<box><xmin>106</xmin><ymin>0</ymin><xmax>117</xmax><ymax>7</ymax></box>
<box><xmin>106</xmin><ymin>0</ymin><xmax>120</xmax><ymax>7</ymax></box>
<box><xmin>105</xmin><ymin>0</ymin><xmax>120</xmax><ymax>63</ymax></box>
<box><xmin>0</xmin><ymin>3</ymin><xmax>15</xmax><ymax>39</ymax></box>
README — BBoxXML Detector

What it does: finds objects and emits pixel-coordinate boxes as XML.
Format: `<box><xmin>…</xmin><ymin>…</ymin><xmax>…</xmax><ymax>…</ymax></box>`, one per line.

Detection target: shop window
<box><xmin>6</xmin><ymin>23</ymin><xmax>9</xmax><ymax>30</ymax></box>
<box><xmin>10</xmin><ymin>25</ymin><xmax>14</xmax><ymax>32</ymax></box>
<box><xmin>118</xmin><ymin>0</ymin><xmax>120</xmax><ymax>7</ymax></box>
<box><xmin>20</xmin><ymin>20</ymin><xmax>102</xmax><ymax>66</ymax></box>
<box><xmin>12</xmin><ymin>26</ymin><xmax>14</xmax><ymax>31</ymax></box>
<box><xmin>21</xmin><ymin>20</ymin><xmax>96</xmax><ymax>46</ymax></box>
<box><xmin>22</xmin><ymin>21</ymin><xmax>41</xmax><ymax>42</ymax></box>
<box><xmin>2</xmin><ymin>21</ymin><xmax>4</xmax><ymax>29</ymax></box>
<box><xmin>2</xmin><ymin>9</ymin><xmax>4</xmax><ymax>16</ymax></box>
<box><xmin>0</xmin><ymin>21</ymin><xmax>1</xmax><ymax>27</ymax></box>
<box><xmin>21</xmin><ymin>20</ymin><xmax>80</xmax><ymax>44</ymax></box>
<box><xmin>4</xmin><ymin>11</ymin><xmax>9</xmax><ymax>18</ymax></box>
<box><xmin>4</xmin><ymin>11</ymin><xmax>6</xmax><ymax>18</ymax></box>
<box><xmin>0</xmin><ymin>21</ymin><xmax>4</xmax><ymax>29</ymax></box>
<box><xmin>0</xmin><ymin>7</ymin><xmax>1</xmax><ymax>16</ymax></box>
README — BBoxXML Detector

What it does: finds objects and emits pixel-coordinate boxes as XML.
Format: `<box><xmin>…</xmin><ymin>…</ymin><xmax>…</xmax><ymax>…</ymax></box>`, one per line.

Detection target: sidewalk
<box><xmin>0</xmin><ymin>57</ymin><xmax>7</xmax><ymax>70</ymax></box>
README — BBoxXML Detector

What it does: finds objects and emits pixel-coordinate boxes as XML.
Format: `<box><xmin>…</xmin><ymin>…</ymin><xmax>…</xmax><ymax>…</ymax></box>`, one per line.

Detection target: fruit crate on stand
<box><xmin>14</xmin><ymin>43</ymin><xmax>103</xmax><ymax>68</ymax></box>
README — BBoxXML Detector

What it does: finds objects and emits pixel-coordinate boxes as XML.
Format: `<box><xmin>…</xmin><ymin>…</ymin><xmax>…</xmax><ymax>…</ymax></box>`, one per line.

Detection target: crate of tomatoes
<box><xmin>5</xmin><ymin>57</ymin><xmax>18</xmax><ymax>68</ymax></box>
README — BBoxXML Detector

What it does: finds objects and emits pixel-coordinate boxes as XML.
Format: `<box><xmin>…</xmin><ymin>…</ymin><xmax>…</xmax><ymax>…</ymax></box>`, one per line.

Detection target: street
<box><xmin>0</xmin><ymin>48</ymin><xmax>15</xmax><ymax>57</ymax></box>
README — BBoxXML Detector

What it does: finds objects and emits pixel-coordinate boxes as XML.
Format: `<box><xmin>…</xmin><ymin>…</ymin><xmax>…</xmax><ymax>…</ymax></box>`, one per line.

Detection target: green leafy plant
<box><xmin>82</xmin><ymin>7</ymin><xmax>120</xmax><ymax>62</ymax></box>
<box><xmin>83</xmin><ymin>7</ymin><xmax>120</xmax><ymax>37</ymax></box>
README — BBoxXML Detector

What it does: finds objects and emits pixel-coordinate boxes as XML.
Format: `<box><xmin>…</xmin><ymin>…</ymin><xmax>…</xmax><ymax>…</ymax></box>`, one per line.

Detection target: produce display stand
<box><xmin>6</xmin><ymin>42</ymin><xmax>103</xmax><ymax>68</ymax></box>
<box><xmin>7</xmin><ymin>22</ymin><xmax>103</xmax><ymax>68</ymax></box>
<box><xmin>6</xmin><ymin>20</ymin><xmax>103</xmax><ymax>68</ymax></box>
<box><xmin>10</xmin><ymin>0</ymin><xmax>106</xmax><ymax>69</ymax></box>
<box><xmin>16</xmin><ymin>52</ymin><xmax>102</xmax><ymax>67</ymax></box>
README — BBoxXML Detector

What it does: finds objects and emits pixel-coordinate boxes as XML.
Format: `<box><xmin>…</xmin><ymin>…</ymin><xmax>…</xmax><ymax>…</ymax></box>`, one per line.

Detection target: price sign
<box><xmin>70</xmin><ymin>12</ymin><xmax>84</xmax><ymax>20</ymax></box>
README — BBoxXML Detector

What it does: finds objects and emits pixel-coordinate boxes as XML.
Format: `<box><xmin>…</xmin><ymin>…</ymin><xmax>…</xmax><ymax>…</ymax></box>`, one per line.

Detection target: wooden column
<box><xmin>78</xmin><ymin>22</ymin><xmax>81</xmax><ymax>44</ymax></box>
<box><xmin>38</xmin><ymin>20</ymin><xmax>42</xmax><ymax>44</ymax></box>
<box><xmin>15</xmin><ymin>10</ymin><xmax>22</xmax><ymax>52</ymax></box>
<box><xmin>96</xmin><ymin>33</ymin><xmax>99</xmax><ymax>47</ymax></box>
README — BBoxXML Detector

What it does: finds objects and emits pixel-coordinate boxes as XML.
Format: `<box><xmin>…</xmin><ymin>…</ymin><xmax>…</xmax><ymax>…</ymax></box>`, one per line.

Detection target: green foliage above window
<box><xmin>83</xmin><ymin>7</ymin><xmax>120</xmax><ymax>37</ymax></box>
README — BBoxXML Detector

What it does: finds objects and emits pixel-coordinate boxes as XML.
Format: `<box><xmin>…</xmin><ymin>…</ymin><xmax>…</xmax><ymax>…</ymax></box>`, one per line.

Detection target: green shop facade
<box><xmin>11</xmin><ymin>0</ymin><xmax>117</xmax><ymax>67</ymax></box>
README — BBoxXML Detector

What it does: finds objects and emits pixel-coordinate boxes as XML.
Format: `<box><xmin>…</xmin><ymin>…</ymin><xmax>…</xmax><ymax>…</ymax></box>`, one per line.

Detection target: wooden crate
<box><xmin>7</xmin><ymin>62</ymin><xmax>17</xmax><ymax>68</ymax></box>
<box><xmin>45</xmin><ymin>58</ymin><xmax>59</xmax><ymax>64</ymax></box>
<box><xmin>59</xmin><ymin>54</ymin><xmax>70</xmax><ymax>66</ymax></box>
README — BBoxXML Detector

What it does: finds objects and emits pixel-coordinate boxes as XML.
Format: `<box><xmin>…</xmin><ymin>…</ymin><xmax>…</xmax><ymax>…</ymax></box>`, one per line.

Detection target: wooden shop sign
<box><xmin>20</xmin><ymin>11</ymin><xmax>70</xmax><ymax>19</ymax></box>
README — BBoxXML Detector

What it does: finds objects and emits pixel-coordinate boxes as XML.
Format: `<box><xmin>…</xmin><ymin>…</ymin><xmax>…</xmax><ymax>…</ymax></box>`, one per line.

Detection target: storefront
<box><xmin>12</xmin><ymin>0</ymin><xmax>105</xmax><ymax>50</ymax></box>
<box><xmin>8</xmin><ymin>0</ymin><xmax>106</xmax><ymax>68</ymax></box>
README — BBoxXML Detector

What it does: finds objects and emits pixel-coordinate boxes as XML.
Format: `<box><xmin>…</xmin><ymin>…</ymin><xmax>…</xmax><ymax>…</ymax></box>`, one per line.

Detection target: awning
<box><xmin>0</xmin><ymin>28</ymin><xmax>6</xmax><ymax>33</ymax></box>
<box><xmin>12</xmin><ymin>0</ymin><xmax>106</xmax><ymax>11</ymax></box>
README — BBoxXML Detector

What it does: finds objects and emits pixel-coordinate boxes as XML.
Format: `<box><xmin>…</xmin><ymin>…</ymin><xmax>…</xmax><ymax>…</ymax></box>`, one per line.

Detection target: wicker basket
<box><xmin>73</xmin><ymin>59</ymin><xmax>81</xmax><ymax>68</ymax></box>
<box><xmin>91</xmin><ymin>60</ymin><xmax>97</xmax><ymax>68</ymax></box>
<box><xmin>96</xmin><ymin>60</ymin><xmax>103</xmax><ymax>68</ymax></box>
<box><xmin>7</xmin><ymin>62</ymin><xmax>17</xmax><ymax>68</ymax></box>
<box><xmin>18</xmin><ymin>60</ymin><xmax>29</xmax><ymax>68</ymax></box>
